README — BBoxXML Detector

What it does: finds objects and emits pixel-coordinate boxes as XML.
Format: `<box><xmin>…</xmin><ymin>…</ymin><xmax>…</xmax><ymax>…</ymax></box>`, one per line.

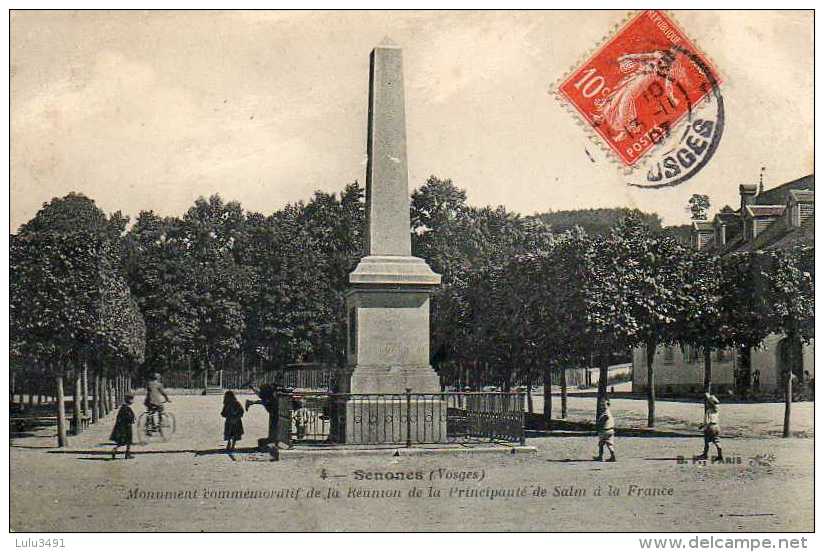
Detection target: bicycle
<box><xmin>136</xmin><ymin>404</ymin><xmax>176</xmax><ymax>444</ymax></box>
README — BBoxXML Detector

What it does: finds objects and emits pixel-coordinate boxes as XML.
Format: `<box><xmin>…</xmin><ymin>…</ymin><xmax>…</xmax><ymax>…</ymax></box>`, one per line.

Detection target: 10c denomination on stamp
<box><xmin>557</xmin><ymin>10</ymin><xmax>722</xmax><ymax>173</ymax></box>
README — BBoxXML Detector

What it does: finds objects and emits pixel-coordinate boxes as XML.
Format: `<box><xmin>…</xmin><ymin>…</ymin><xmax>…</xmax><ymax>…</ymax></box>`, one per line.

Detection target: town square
<box><xmin>7</xmin><ymin>9</ymin><xmax>816</xmax><ymax>540</ymax></box>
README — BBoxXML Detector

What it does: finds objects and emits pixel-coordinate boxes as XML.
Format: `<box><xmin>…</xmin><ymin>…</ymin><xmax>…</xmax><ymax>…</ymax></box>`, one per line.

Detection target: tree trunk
<box><xmin>738</xmin><ymin>346</ymin><xmax>752</xmax><ymax>394</ymax></box>
<box><xmin>94</xmin><ymin>372</ymin><xmax>103</xmax><ymax>421</ymax></box>
<box><xmin>102</xmin><ymin>377</ymin><xmax>107</xmax><ymax>413</ymax></box>
<box><xmin>596</xmin><ymin>352</ymin><xmax>609</xmax><ymax>422</ymax></box>
<box><xmin>526</xmin><ymin>374</ymin><xmax>534</xmax><ymax>414</ymax></box>
<box><xmin>560</xmin><ymin>365</ymin><xmax>568</xmax><ymax>419</ymax></box>
<box><xmin>81</xmin><ymin>362</ymin><xmax>89</xmax><ymax>416</ymax></box>
<box><xmin>783</xmin><ymin>369</ymin><xmax>792</xmax><ymax>438</ymax></box>
<box><xmin>645</xmin><ymin>338</ymin><xmax>656</xmax><ymax>428</ymax></box>
<box><xmin>703</xmin><ymin>345</ymin><xmax>712</xmax><ymax>395</ymax></box>
<box><xmin>73</xmin><ymin>369</ymin><xmax>82</xmax><ymax>434</ymax></box>
<box><xmin>92</xmin><ymin>370</ymin><xmax>102</xmax><ymax>424</ymax></box>
<box><xmin>783</xmin><ymin>333</ymin><xmax>799</xmax><ymax>438</ymax></box>
<box><xmin>55</xmin><ymin>374</ymin><xmax>68</xmax><ymax>448</ymax></box>
<box><xmin>542</xmin><ymin>365</ymin><xmax>552</xmax><ymax>430</ymax></box>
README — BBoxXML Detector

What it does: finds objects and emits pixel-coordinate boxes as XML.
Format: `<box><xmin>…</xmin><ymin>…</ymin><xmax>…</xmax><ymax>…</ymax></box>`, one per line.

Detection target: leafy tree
<box><xmin>536</xmin><ymin>207</ymin><xmax>663</xmax><ymax>236</ymax></box>
<box><xmin>760</xmin><ymin>246</ymin><xmax>814</xmax><ymax>437</ymax></box>
<box><xmin>676</xmin><ymin>251</ymin><xmax>727</xmax><ymax>394</ymax></box>
<box><xmin>582</xmin><ymin>220</ymin><xmax>647</xmax><ymax>422</ymax></box>
<box><xmin>688</xmin><ymin>194</ymin><xmax>711</xmax><ymax>221</ymax></box>
<box><xmin>11</xmin><ymin>217</ymin><xmax>145</xmax><ymax>446</ymax></box>
<box><xmin>241</xmin><ymin>184</ymin><xmax>363</xmax><ymax>373</ymax></box>
<box><xmin>123</xmin><ymin>211</ymin><xmax>199</xmax><ymax>370</ymax></box>
<box><xmin>600</xmin><ymin>217</ymin><xmax>688</xmax><ymax>427</ymax></box>
<box><xmin>19</xmin><ymin>192</ymin><xmax>128</xmax><ymax>240</ymax></box>
<box><xmin>716</xmin><ymin>252</ymin><xmax>774</xmax><ymax>393</ymax></box>
<box><xmin>411</xmin><ymin>176</ymin><xmax>477</xmax><ymax>372</ymax></box>
<box><xmin>12</xmin><ymin>193</ymin><xmax>145</xmax><ymax>369</ymax></box>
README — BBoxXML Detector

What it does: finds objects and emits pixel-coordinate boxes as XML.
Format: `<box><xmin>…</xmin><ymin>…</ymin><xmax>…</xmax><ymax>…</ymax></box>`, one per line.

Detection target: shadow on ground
<box><xmin>525</xmin><ymin>417</ymin><xmax>700</xmax><ymax>439</ymax></box>
<box><xmin>47</xmin><ymin>445</ymin><xmax>265</xmax><ymax>456</ymax></box>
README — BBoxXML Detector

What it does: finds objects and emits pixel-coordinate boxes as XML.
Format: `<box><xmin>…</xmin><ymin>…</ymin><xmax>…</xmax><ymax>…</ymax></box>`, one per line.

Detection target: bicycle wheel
<box><xmin>157</xmin><ymin>412</ymin><xmax>176</xmax><ymax>441</ymax></box>
<box><xmin>136</xmin><ymin>412</ymin><xmax>150</xmax><ymax>445</ymax></box>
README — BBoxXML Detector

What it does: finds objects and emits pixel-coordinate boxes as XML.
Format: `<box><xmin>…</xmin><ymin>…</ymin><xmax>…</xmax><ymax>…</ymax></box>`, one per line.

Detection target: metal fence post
<box><xmin>519</xmin><ymin>390</ymin><xmax>526</xmax><ymax>446</ymax></box>
<box><xmin>405</xmin><ymin>388</ymin><xmax>412</xmax><ymax>448</ymax></box>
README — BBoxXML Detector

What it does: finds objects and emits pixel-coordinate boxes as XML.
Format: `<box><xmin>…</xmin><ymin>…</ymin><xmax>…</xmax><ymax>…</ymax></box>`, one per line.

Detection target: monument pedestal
<box><xmin>337</xmin><ymin>256</ymin><xmax>444</xmax><ymax>444</ymax></box>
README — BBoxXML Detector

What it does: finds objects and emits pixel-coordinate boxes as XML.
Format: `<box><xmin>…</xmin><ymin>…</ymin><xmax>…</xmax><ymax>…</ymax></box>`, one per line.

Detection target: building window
<box><xmin>800</xmin><ymin>203</ymin><xmax>814</xmax><ymax>225</ymax></box>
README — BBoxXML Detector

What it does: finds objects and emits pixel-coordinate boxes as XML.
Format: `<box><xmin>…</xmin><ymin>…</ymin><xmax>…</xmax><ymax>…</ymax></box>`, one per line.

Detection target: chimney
<box><xmin>758</xmin><ymin>166</ymin><xmax>766</xmax><ymax>195</ymax></box>
<box><xmin>740</xmin><ymin>184</ymin><xmax>757</xmax><ymax>212</ymax></box>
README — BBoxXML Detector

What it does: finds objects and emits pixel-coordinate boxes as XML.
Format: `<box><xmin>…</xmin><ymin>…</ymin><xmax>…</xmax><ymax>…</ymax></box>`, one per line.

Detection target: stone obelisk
<box><xmin>337</xmin><ymin>39</ymin><xmax>443</xmax><ymax>444</ymax></box>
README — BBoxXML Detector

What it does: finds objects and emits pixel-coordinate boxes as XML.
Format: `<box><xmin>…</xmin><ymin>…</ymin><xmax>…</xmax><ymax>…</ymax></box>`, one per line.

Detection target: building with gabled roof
<box><xmin>632</xmin><ymin>174</ymin><xmax>814</xmax><ymax>396</ymax></box>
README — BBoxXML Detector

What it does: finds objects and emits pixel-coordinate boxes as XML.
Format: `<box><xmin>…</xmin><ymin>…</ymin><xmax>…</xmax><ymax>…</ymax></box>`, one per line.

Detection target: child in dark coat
<box><xmin>111</xmin><ymin>393</ymin><xmax>136</xmax><ymax>460</ymax></box>
<box><xmin>221</xmin><ymin>391</ymin><xmax>244</xmax><ymax>451</ymax></box>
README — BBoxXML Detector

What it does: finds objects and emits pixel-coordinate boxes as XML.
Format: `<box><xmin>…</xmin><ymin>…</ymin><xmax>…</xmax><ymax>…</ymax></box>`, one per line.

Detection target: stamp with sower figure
<box><xmin>557</xmin><ymin>10</ymin><xmax>724</xmax><ymax>188</ymax></box>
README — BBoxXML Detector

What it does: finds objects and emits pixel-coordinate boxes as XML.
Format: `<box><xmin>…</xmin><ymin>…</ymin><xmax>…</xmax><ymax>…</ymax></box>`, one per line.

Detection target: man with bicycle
<box><xmin>145</xmin><ymin>373</ymin><xmax>171</xmax><ymax>432</ymax></box>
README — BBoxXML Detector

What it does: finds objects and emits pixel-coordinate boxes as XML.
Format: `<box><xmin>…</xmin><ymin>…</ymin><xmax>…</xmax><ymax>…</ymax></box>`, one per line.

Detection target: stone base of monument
<box><xmin>335</xmin><ymin>396</ymin><xmax>447</xmax><ymax>445</ymax></box>
<box><xmin>339</xmin><ymin>253</ymin><xmax>447</xmax><ymax>445</ymax></box>
<box><xmin>269</xmin><ymin>442</ymin><xmax>538</xmax><ymax>460</ymax></box>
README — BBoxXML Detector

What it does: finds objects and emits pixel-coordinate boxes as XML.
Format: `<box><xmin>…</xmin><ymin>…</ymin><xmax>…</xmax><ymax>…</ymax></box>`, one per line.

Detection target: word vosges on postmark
<box><xmin>557</xmin><ymin>10</ymin><xmax>724</xmax><ymax>187</ymax></box>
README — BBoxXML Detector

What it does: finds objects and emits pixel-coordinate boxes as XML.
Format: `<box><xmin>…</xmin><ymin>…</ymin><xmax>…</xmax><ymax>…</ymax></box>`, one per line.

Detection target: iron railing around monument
<box><xmin>275</xmin><ymin>390</ymin><xmax>525</xmax><ymax>447</ymax></box>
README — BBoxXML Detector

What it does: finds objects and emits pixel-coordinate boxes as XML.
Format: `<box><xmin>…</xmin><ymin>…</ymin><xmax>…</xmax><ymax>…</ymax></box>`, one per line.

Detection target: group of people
<box><xmin>108</xmin><ymin>374</ymin><xmax>724</xmax><ymax>463</ymax></box>
<box><xmin>109</xmin><ymin>373</ymin><xmax>250</xmax><ymax>460</ymax></box>
<box><xmin>593</xmin><ymin>392</ymin><xmax>723</xmax><ymax>463</ymax></box>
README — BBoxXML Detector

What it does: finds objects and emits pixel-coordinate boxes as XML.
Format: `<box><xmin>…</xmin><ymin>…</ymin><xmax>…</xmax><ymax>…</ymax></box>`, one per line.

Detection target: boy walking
<box><xmin>593</xmin><ymin>399</ymin><xmax>616</xmax><ymax>462</ymax></box>
<box><xmin>698</xmin><ymin>393</ymin><xmax>723</xmax><ymax>461</ymax></box>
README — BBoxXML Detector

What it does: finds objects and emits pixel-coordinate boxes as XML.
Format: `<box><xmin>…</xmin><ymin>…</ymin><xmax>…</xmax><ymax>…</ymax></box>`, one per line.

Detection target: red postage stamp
<box><xmin>558</xmin><ymin>10</ymin><xmax>722</xmax><ymax>167</ymax></box>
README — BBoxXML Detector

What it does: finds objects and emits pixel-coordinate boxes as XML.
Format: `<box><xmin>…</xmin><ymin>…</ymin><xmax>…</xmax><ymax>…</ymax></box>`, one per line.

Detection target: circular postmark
<box><xmin>625</xmin><ymin>44</ymin><xmax>724</xmax><ymax>188</ymax></box>
<box><xmin>556</xmin><ymin>10</ymin><xmax>725</xmax><ymax>186</ymax></box>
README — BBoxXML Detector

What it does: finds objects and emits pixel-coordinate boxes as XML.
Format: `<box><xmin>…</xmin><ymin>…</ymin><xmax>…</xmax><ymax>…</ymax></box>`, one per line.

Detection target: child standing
<box><xmin>593</xmin><ymin>399</ymin><xmax>616</xmax><ymax>462</ymax></box>
<box><xmin>698</xmin><ymin>393</ymin><xmax>722</xmax><ymax>461</ymax></box>
<box><xmin>111</xmin><ymin>393</ymin><xmax>136</xmax><ymax>460</ymax></box>
<box><xmin>221</xmin><ymin>390</ymin><xmax>244</xmax><ymax>452</ymax></box>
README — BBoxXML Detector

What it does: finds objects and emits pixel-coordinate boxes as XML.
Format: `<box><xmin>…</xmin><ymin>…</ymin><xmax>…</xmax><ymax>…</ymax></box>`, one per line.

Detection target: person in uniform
<box><xmin>593</xmin><ymin>399</ymin><xmax>616</xmax><ymax>462</ymax></box>
<box><xmin>697</xmin><ymin>392</ymin><xmax>722</xmax><ymax>461</ymax></box>
<box><xmin>110</xmin><ymin>393</ymin><xmax>136</xmax><ymax>460</ymax></box>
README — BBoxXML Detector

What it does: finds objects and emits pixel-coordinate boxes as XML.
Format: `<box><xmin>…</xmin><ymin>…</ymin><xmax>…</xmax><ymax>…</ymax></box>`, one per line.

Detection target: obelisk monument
<box><xmin>337</xmin><ymin>39</ymin><xmax>444</xmax><ymax>444</ymax></box>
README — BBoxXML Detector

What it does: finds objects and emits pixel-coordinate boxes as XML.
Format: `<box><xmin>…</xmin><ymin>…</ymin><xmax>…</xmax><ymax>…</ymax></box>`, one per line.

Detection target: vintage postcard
<box><xmin>7</xmin><ymin>8</ymin><xmax>815</xmax><ymax>542</ymax></box>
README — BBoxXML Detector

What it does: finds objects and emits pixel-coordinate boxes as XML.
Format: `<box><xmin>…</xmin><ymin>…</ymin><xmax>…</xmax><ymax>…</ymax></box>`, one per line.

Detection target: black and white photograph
<box><xmin>5</xmin><ymin>7</ymin><xmax>817</xmax><ymax>543</ymax></box>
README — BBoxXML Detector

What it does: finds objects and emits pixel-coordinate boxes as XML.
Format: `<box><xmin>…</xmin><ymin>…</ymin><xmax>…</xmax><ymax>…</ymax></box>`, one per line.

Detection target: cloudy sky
<box><xmin>10</xmin><ymin>10</ymin><xmax>813</xmax><ymax>232</ymax></box>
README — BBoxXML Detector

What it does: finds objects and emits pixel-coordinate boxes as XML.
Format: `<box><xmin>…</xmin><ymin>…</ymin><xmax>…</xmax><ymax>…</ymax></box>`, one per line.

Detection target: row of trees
<box><xmin>10</xmin><ymin>177</ymin><xmax>814</xmax><ymax>441</ymax></box>
<box><xmin>488</xmin><ymin>220</ymin><xmax>812</xmax><ymax>434</ymax></box>
<box><xmin>409</xmin><ymin>180</ymin><xmax>813</xmax><ymax>434</ymax></box>
<box><xmin>10</xmin><ymin>193</ymin><xmax>145</xmax><ymax>444</ymax></box>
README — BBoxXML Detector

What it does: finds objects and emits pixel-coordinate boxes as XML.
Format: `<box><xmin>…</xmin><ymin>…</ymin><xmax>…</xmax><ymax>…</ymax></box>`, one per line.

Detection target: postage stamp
<box><xmin>557</xmin><ymin>10</ymin><xmax>724</xmax><ymax>186</ymax></box>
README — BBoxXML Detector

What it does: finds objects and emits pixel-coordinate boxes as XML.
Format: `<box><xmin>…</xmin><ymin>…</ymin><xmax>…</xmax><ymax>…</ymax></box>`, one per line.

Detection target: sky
<box><xmin>10</xmin><ymin>10</ymin><xmax>813</xmax><ymax>232</ymax></box>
